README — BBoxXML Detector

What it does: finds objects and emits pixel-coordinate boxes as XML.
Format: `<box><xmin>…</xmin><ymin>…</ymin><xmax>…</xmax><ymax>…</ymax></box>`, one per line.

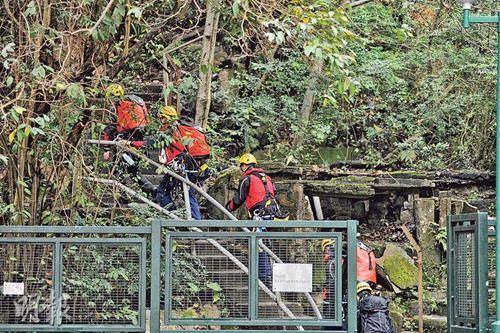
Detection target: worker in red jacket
<box><xmin>101</xmin><ymin>83</ymin><xmax>155</xmax><ymax>195</ymax></box>
<box><xmin>102</xmin><ymin>83</ymin><xmax>150</xmax><ymax>158</ymax></box>
<box><xmin>225</xmin><ymin>153</ymin><xmax>279</xmax><ymax>220</ymax></box>
<box><xmin>154</xmin><ymin>106</ymin><xmax>211</xmax><ymax>220</ymax></box>
<box><xmin>226</xmin><ymin>153</ymin><xmax>280</xmax><ymax>288</ymax></box>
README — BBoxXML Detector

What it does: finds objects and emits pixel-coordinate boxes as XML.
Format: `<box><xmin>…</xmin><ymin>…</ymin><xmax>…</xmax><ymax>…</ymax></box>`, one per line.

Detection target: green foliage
<box><xmin>422</xmin><ymin>261</ymin><xmax>447</xmax><ymax>290</ymax></box>
<box><xmin>66</xmin><ymin>83</ymin><xmax>87</xmax><ymax>106</ymax></box>
<box><xmin>171</xmin><ymin>247</ymin><xmax>228</xmax><ymax>315</ymax></box>
<box><xmin>289</xmin><ymin>0</ymin><xmax>357</xmax><ymax>101</ymax></box>
<box><xmin>207</xmin><ymin>0</ymin><xmax>496</xmax><ymax>170</ymax></box>
<box><xmin>432</xmin><ymin>223</ymin><xmax>447</xmax><ymax>254</ymax></box>
<box><xmin>210</xmin><ymin>49</ymin><xmax>309</xmax><ymax>153</ymax></box>
<box><xmin>63</xmin><ymin>245</ymin><xmax>141</xmax><ymax>325</ymax></box>
<box><xmin>330</xmin><ymin>2</ymin><xmax>497</xmax><ymax>170</ymax></box>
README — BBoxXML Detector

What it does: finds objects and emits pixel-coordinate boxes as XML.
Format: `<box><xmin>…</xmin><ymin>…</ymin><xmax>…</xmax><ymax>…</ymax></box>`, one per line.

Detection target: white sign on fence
<box><xmin>3</xmin><ymin>282</ymin><xmax>25</xmax><ymax>295</ymax></box>
<box><xmin>272</xmin><ymin>263</ymin><xmax>313</xmax><ymax>293</ymax></box>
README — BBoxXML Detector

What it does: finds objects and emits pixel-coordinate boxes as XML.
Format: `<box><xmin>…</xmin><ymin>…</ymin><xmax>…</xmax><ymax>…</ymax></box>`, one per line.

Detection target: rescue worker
<box><xmin>102</xmin><ymin>83</ymin><xmax>155</xmax><ymax>195</ymax></box>
<box><xmin>153</xmin><ymin>106</ymin><xmax>210</xmax><ymax>220</ymax></box>
<box><xmin>357</xmin><ymin>282</ymin><xmax>395</xmax><ymax>333</ymax></box>
<box><xmin>356</xmin><ymin>241</ymin><xmax>377</xmax><ymax>286</ymax></box>
<box><xmin>321</xmin><ymin>239</ymin><xmax>347</xmax><ymax>331</ymax></box>
<box><xmin>102</xmin><ymin>83</ymin><xmax>149</xmax><ymax>153</ymax></box>
<box><xmin>225</xmin><ymin>153</ymin><xmax>281</xmax><ymax>288</ymax></box>
<box><xmin>225</xmin><ymin>153</ymin><xmax>279</xmax><ymax>220</ymax></box>
<box><xmin>321</xmin><ymin>239</ymin><xmax>377</xmax><ymax>330</ymax></box>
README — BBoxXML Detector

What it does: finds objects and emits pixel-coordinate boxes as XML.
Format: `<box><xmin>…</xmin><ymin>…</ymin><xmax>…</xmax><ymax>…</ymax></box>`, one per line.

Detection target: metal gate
<box><xmin>1</xmin><ymin>220</ymin><xmax>357</xmax><ymax>333</ymax></box>
<box><xmin>150</xmin><ymin>220</ymin><xmax>358</xmax><ymax>333</ymax></box>
<box><xmin>447</xmin><ymin>213</ymin><xmax>489</xmax><ymax>333</ymax></box>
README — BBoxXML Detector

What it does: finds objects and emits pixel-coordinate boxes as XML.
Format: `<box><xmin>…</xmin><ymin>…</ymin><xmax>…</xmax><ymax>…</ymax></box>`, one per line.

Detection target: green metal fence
<box><xmin>0</xmin><ymin>220</ymin><xmax>358</xmax><ymax>333</ymax></box>
<box><xmin>447</xmin><ymin>213</ymin><xmax>489</xmax><ymax>333</ymax></box>
<box><xmin>0</xmin><ymin>226</ymin><xmax>149</xmax><ymax>332</ymax></box>
<box><xmin>488</xmin><ymin>218</ymin><xmax>497</xmax><ymax>328</ymax></box>
<box><xmin>151</xmin><ymin>220</ymin><xmax>358</xmax><ymax>333</ymax></box>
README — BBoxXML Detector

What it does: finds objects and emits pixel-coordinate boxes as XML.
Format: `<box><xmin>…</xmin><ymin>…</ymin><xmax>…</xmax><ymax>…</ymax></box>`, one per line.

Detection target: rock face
<box><xmin>377</xmin><ymin>244</ymin><xmax>418</xmax><ymax>290</ymax></box>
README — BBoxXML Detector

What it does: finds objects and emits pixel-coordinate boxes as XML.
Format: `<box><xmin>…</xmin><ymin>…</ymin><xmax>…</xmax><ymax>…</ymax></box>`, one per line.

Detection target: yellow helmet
<box><xmin>105</xmin><ymin>83</ymin><xmax>124</xmax><ymax>98</ymax></box>
<box><xmin>321</xmin><ymin>239</ymin><xmax>334</xmax><ymax>252</ymax></box>
<box><xmin>159</xmin><ymin>106</ymin><xmax>178</xmax><ymax>122</ymax></box>
<box><xmin>357</xmin><ymin>282</ymin><xmax>372</xmax><ymax>294</ymax></box>
<box><xmin>239</xmin><ymin>153</ymin><xmax>257</xmax><ymax>165</ymax></box>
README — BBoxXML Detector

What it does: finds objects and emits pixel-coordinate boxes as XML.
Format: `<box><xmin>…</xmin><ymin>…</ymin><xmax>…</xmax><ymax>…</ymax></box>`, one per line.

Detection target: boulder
<box><xmin>206</xmin><ymin>166</ymin><xmax>243</xmax><ymax>219</ymax></box>
<box><xmin>377</xmin><ymin>243</ymin><xmax>418</xmax><ymax>290</ymax></box>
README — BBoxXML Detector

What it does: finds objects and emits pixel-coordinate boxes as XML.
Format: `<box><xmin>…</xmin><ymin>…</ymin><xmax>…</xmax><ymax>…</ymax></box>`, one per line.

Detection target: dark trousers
<box><xmin>258</xmin><ymin>252</ymin><xmax>272</xmax><ymax>289</ymax></box>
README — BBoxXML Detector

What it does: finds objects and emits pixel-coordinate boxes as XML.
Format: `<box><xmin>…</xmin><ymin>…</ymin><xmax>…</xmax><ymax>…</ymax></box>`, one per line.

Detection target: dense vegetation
<box><xmin>0</xmin><ymin>0</ymin><xmax>498</xmax><ymax>224</ymax></box>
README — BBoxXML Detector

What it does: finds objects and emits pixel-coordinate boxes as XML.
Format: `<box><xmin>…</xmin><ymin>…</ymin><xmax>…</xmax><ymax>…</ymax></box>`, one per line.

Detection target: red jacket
<box><xmin>159</xmin><ymin>123</ymin><xmax>211</xmax><ymax>163</ymax></box>
<box><xmin>102</xmin><ymin>96</ymin><xmax>149</xmax><ymax>149</ymax></box>
<box><xmin>227</xmin><ymin>168</ymin><xmax>276</xmax><ymax>213</ymax></box>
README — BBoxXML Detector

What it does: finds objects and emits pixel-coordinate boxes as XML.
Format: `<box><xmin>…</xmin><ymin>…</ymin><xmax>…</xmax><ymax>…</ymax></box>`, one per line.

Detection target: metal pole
<box><xmin>346</xmin><ymin>221</ymin><xmax>357</xmax><ymax>333</ymax></box>
<box><xmin>463</xmin><ymin>9</ymin><xmax>470</xmax><ymax>28</ymax></box>
<box><xmin>183</xmin><ymin>179</ymin><xmax>193</xmax><ymax>220</ymax></box>
<box><xmin>494</xmin><ymin>12</ymin><xmax>500</xmax><ymax>333</ymax></box>
<box><xmin>150</xmin><ymin>221</ymin><xmax>161</xmax><ymax>333</ymax></box>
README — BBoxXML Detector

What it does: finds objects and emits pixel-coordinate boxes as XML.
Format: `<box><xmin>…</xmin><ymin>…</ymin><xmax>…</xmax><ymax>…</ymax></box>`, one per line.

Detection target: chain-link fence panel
<box><xmin>455</xmin><ymin>231</ymin><xmax>476</xmax><ymax>319</ymax></box>
<box><xmin>448</xmin><ymin>213</ymin><xmax>489</xmax><ymax>333</ymax></box>
<box><xmin>167</xmin><ymin>237</ymin><xmax>250</xmax><ymax>320</ymax></box>
<box><xmin>61</xmin><ymin>242</ymin><xmax>143</xmax><ymax>325</ymax></box>
<box><xmin>256</xmin><ymin>237</ymin><xmax>340</xmax><ymax>322</ymax></box>
<box><xmin>0</xmin><ymin>231</ymin><xmax>147</xmax><ymax>333</ymax></box>
<box><xmin>0</xmin><ymin>242</ymin><xmax>54</xmax><ymax>325</ymax></box>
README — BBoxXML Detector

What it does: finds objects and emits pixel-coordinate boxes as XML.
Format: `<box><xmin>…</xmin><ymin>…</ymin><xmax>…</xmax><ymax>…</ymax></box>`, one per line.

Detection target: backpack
<box><xmin>359</xmin><ymin>294</ymin><xmax>395</xmax><ymax>333</ymax></box>
<box><xmin>357</xmin><ymin>241</ymin><xmax>376</xmax><ymax>284</ymax></box>
<box><xmin>116</xmin><ymin>95</ymin><xmax>149</xmax><ymax>131</ymax></box>
<box><xmin>163</xmin><ymin>124</ymin><xmax>211</xmax><ymax>163</ymax></box>
<box><xmin>178</xmin><ymin>125</ymin><xmax>211</xmax><ymax>158</ymax></box>
<box><xmin>249</xmin><ymin>171</ymin><xmax>289</xmax><ymax>220</ymax></box>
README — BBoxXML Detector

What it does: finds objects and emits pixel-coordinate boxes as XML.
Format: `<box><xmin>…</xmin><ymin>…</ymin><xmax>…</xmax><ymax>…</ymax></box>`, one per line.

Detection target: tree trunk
<box><xmin>194</xmin><ymin>0</ymin><xmax>220</xmax><ymax>128</ymax></box>
<box><xmin>292</xmin><ymin>60</ymin><xmax>324</xmax><ymax>148</ymax></box>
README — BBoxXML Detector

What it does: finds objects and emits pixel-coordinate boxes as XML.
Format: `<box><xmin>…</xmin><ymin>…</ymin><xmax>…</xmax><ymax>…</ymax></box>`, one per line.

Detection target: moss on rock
<box><xmin>383</xmin><ymin>254</ymin><xmax>418</xmax><ymax>290</ymax></box>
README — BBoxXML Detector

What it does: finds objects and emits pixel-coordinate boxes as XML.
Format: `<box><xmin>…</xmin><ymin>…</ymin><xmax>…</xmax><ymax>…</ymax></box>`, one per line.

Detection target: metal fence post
<box><xmin>54</xmin><ymin>240</ymin><xmax>62</xmax><ymax>327</ymax></box>
<box><xmin>477</xmin><ymin>212</ymin><xmax>489</xmax><ymax>332</ymax></box>
<box><xmin>249</xmin><ymin>234</ymin><xmax>258</xmax><ymax>320</ymax></box>
<box><xmin>448</xmin><ymin>213</ymin><xmax>490</xmax><ymax>333</ymax></box>
<box><xmin>447</xmin><ymin>214</ymin><xmax>455</xmax><ymax>333</ymax></box>
<box><xmin>347</xmin><ymin>220</ymin><xmax>358</xmax><ymax>333</ymax></box>
<box><xmin>151</xmin><ymin>221</ymin><xmax>161</xmax><ymax>333</ymax></box>
<box><xmin>140</xmin><ymin>239</ymin><xmax>148</xmax><ymax>330</ymax></box>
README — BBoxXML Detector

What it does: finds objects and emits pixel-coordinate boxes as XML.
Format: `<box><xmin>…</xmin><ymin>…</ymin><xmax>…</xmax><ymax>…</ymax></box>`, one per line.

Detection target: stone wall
<box><xmin>206</xmin><ymin>164</ymin><xmax>494</xmax><ymax>331</ymax></box>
